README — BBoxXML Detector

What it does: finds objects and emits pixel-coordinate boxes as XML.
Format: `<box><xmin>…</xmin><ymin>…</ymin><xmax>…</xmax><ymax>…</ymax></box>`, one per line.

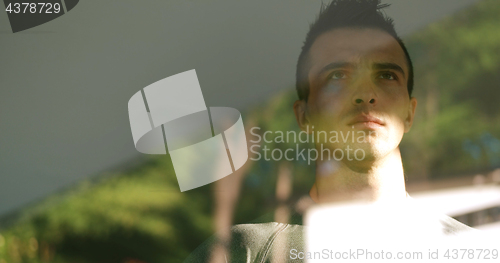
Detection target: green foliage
<box><xmin>0</xmin><ymin>157</ymin><xmax>214</xmax><ymax>263</ymax></box>
<box><xmin>402</xmin><ymin>0</ymin><xmax>500</xmax><ymax>178</ymax></box>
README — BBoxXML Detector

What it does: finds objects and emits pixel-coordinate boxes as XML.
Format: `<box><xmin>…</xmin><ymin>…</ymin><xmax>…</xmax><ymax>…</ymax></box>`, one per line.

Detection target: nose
<box><xmin>353</xmin><ymin>97</ymin><xmax>376</xmax><ymax>104</ymax></box>
<box><xmin>351</xmin><ymin>77</ymin><xmax>378</xmax><ymax>106</ymax></box>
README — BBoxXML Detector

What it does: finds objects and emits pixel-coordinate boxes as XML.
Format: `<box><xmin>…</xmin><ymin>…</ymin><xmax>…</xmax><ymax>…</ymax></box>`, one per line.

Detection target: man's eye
<box><xmin>330</xmin><ymin>71</ymin><xmax>347</xmax><ymax>80</ymax></box>
<box><xmin>378</xmin><ymin>72</ymin><xmax>396</xmax><ymax>80</ymax></box>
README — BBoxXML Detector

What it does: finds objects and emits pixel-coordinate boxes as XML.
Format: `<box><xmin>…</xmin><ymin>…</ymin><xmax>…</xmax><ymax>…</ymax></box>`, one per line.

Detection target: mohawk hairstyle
<box><xmin>296</xmin><ymin>0</ymin><xmax>414</xmax><ymax>101</ymax></box>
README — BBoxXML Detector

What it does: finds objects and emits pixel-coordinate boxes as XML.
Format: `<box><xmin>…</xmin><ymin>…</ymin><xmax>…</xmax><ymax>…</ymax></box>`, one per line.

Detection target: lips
<box><xmin>347</xmin><ymin>115</ymin><xmax>384</xmax><ymax>129</ymax></box>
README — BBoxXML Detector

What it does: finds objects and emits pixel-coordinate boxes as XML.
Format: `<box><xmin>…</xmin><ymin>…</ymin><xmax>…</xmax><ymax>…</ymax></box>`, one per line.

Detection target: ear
<box><xmin>293</xmin><ymin>100</ymin><xmax>311</xmax><ymax>133</ymax></box>
<box><xmin>404</xmin><ymin>97</ymin><xmax>417</xmax><ymax>133</ymax></box>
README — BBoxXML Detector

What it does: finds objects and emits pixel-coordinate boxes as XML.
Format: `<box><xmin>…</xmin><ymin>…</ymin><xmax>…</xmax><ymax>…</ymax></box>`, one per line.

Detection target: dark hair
<box><xmin>296</xmin><ymin>0</ymin><xmax>414</xmax><ymax>101</ymax></box>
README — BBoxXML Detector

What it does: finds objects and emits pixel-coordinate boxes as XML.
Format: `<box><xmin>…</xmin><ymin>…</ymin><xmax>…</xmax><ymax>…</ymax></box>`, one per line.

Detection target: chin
<box><xmin>348</xmin><ymin>140</ymin><xmax>394</xmax><ymax>162</ymax></box>
<box><xmin>340</xmin><ymin>143</ymin><xmax>389</xmax><ymax>173</ymax></box>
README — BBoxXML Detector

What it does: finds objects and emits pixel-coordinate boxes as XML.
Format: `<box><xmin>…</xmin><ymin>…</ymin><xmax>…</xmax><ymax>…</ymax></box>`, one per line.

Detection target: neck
<box><xmin>310</xmin><ymin>147</ymin><xmax>406</xmax><ymax>204</ymax></box>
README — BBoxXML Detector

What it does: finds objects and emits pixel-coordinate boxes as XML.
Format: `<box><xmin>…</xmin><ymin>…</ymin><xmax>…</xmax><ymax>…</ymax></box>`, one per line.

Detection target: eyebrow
<box><xmin>317</xmin><ymin>61</ymin><xmax>406</xmax><ymax>78</ymax></box>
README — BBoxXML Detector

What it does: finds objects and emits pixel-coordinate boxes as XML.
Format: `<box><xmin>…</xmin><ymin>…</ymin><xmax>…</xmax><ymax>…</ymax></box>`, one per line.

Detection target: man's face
<box><xmin>294</xmin><ymin>28</ymin><xmax>417</xmax><ymax>163</ymax></box>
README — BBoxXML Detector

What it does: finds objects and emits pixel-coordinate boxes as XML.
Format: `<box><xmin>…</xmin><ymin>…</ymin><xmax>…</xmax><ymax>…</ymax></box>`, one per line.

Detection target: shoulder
<box><xmin>231</xmin><ymin>222</ymin><xmax>304</xmax><ymax>240</ymax></box>
<box><xmin>183</xmin><ymin>222</ymin><xmax>305</xmax><ymax>263</ymax></box>
<box><xmin>437</xmin><ymin>213</ymin><xmax>476</xmax><ymax>235</ymax></box>
<box><xmin>230</xmin><ymin>223</ymin><xmax>305</xmax><ymax>262</ymax></box>
<box><xmin>406</xmin><ymin>195</ymin><xmax>476</xmax><ymax>236</ymax></box>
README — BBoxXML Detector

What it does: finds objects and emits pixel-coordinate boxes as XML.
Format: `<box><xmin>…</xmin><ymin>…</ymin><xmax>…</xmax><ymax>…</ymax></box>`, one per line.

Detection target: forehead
<box><xmin>308</xmin><ymin>28</ymin><xmax>408</xmax><ymax>77</ymax></box>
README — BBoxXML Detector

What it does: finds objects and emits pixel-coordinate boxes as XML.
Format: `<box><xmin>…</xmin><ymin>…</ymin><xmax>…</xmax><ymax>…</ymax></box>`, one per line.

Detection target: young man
<box><xmin>293</xmin><ymin>0</ymin><xmax>416</xmax><ymax>204</ymax></box>
<box><xmin>185</xmin><ymin>0</ymin><xmax>473</xmax><ymax>262</ymax></box>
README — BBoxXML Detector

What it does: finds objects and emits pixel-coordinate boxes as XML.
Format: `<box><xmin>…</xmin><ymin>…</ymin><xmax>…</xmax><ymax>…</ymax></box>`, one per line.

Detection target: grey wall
<box><xmin>0</xmin><ymin>0</ymin><xmax>479</xmax><ymax>216</ymax></box>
